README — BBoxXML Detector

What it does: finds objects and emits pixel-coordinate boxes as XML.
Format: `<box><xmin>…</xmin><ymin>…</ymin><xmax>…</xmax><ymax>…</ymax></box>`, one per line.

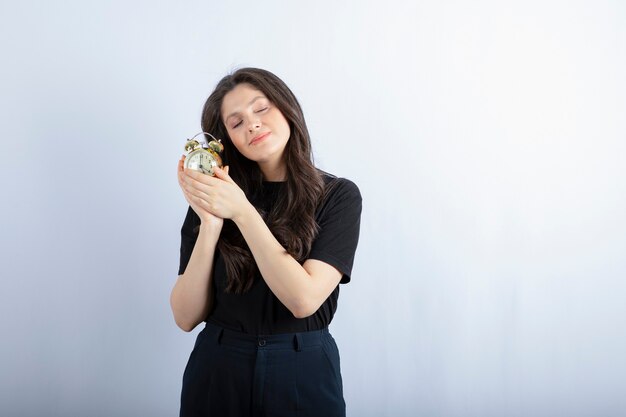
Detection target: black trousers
<box><xmin>179</xmin><ymin>322</ymin><xmax>346</xmax><ymax>417</ymax></box>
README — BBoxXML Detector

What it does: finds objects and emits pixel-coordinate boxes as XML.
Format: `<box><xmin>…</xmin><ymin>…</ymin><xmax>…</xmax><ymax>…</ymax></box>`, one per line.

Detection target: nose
<box><xmin>247</xmin><ymin>117</ymin><xmax>261</xmax><ymax>132</ymax></box>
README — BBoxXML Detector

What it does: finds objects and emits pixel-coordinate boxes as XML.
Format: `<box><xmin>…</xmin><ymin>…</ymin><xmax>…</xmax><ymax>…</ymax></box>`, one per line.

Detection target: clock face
<box><xmin>185</xmin><ymin>149</ymin><xmax>216</xmax><ymax>175</ymax></box>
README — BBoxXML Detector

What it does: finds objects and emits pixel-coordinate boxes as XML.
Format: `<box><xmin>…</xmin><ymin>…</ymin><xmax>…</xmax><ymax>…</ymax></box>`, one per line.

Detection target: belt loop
<box><xmin>294</xmin><ymin>333</ymin><xmax>302</xmax><ymax>352</ymax></box>
<box><xmin>216</xmin><ymin>328</ymin><xmax>224</xmax><ymax>345</ymax></box>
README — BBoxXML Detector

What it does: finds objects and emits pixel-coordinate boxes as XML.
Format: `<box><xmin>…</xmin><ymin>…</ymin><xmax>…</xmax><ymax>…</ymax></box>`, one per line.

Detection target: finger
<box><xmin>178</xmin><ymin>159</ymin><xmax>188</xmax><ymax>181</ymax></box>
<box><xmin>187</xmin><ymin>189</ymin><xmax>217</xmax><ymax>214</ymax></box>
<box><xmin>182</xmin><ymin>188</ymin><xmax>204</xmax><ymax>208</ymax></box>
<box><xmin>181</xmin><ymin>188</ymin><xmax>193</xmax><ymax>205</ymax></box>
<box><xmin>185</xmin><ymin>191</ymin><xmax>207</xmax><ymax>212</ymax></box>
<box><xmin>180</xmin><ymin>175</ymin><xmax>212</xmax><ymax>213</ymax></box>
<box><xmin>213</xmin><ymin>165</ymin><xmax>234</xmax><ymax>183</ymax></box>
<box><xmin>178</xmin><ymin>171</ymin><xmax>188</xmax><ymax>189</ymax></box>
<box><xmin>185</xmin><ymin>167</ymin><xmax>221</xmax><ymax>186</ymax></box>
<box><xmin>182</xmin><ymin>180</ymin><xmax>213</xmax><ymax>204</ymax></box>
<box><xmin>183</xmin><ymin>167</ymin><xmax>204</xmax><ymax>184</ymax></box>
<box><xmin>182</xmin><ymin>173</ymin><xmax>208</xmax><ymax>194</ymax></box>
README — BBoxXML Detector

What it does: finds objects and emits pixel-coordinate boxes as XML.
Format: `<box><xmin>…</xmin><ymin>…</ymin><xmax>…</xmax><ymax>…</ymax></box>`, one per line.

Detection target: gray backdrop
<box><xmin>1</xmin><ymin>1</ymin><xmax>625</xmax><ymax>416</ymax></box>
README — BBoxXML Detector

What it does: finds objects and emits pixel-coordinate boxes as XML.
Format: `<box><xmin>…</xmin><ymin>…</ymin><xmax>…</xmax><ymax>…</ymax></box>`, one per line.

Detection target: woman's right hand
<box><xmin>177</xmin><ymin>156</ymin><xmax>224</xmax><ymax>230</ymax></box>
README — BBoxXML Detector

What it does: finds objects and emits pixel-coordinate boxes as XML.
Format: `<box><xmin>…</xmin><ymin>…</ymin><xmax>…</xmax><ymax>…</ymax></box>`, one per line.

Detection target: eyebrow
<box><xmin>224</xmin><ymin>96</ymin><xmax>267</xmax><ymax>121</ymax></box>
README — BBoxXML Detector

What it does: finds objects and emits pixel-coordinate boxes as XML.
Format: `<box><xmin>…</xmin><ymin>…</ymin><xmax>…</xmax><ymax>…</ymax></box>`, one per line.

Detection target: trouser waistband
<box><xmin>203</xmin><ymin>321</ymin><xmax>329</xmax><ymax>352</ymax></box>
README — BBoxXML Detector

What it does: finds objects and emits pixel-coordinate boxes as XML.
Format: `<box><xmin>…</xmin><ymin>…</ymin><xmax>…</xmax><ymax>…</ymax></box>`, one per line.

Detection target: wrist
<box><xmin>232</xmin><ymin>201</ymin><xmax>257</xmax><ymax>227</ymax></box>
<box><xmin>199</xmin><ymin>221</ymin><xmax>223</xmax><ymax>236</ymax></box>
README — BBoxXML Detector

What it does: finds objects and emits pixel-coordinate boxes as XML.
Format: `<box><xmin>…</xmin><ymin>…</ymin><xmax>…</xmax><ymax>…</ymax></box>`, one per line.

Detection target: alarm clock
<box><xmin>183</xmin><ymin>131</ymin><xmax>224</xmax><ymax>176</ymax></box>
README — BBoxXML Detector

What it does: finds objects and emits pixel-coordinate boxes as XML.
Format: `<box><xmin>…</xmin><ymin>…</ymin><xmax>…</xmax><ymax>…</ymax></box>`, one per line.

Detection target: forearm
<box><xmin>233</xmin><ymin>204</ymin><xmax>316</xmax><ymax>318</ymax></box>
<box><xmin>170</xmin><ymin>224</ymin><xmax>220</xmax><ymax>331</ymax></box>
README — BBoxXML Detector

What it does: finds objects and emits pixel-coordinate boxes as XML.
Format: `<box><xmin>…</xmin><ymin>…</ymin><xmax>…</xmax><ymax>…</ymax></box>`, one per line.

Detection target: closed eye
<box><xmin>231</xmin><ymin>107</ymin><xmax>268</xmax><ymax>128</ymax></box>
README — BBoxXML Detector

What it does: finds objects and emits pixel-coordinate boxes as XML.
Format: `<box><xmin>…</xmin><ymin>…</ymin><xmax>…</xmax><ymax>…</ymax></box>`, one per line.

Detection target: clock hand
<box><xmin>197</xmin><ymin>163</ymin><xmax>211</xmax><ymax>175</ymax></box>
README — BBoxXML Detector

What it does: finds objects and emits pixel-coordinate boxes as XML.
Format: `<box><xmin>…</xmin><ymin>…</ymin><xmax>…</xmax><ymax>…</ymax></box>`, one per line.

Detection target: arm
<box><xmin>180</xmin><ymin>167</ymin><xmax>353</xmax><ymax>319</ymax></box>
<box><xmin>171</xmin><ymin>157</ymin><xmax>226</xmax><ymax>332</ymax></box>
<box><xmin>169</xmin><ymin>223</ymin><xmax>221</xmax><ymax>332</ymax></box>
<box><xmin>233</xmin><ymin>204</ymin><xmax>343</xmax><ymax>318</ymax></box>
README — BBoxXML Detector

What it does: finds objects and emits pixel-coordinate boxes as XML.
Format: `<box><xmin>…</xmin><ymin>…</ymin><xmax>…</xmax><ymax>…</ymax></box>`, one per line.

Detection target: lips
<box><xmin>250</xmin><ymin>132</ymin><xmax>270</xmax><ymax>145</ymax></box>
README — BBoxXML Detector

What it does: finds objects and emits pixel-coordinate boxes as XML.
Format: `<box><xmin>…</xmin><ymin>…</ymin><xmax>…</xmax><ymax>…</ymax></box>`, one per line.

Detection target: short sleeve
<box><xmin>307</xmin><ymin>178</ymin><xmax>362</xmax><ymax>284</ymax></box>
<box><xmin>178</xmin><ymin>206</ymin><xmax>200</xmax><ymax>275</ymax></box>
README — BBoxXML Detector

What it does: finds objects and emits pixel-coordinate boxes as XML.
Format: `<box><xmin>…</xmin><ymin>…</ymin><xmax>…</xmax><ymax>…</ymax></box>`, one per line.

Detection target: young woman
<box><xmin>171</xmin><ymin>67</ymin><xmax>362</xmax><ymax>417</ymax></box>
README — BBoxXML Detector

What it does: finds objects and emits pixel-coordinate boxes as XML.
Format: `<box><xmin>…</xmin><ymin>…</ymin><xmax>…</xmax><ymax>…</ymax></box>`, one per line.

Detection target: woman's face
<box><xmin>221</xmin><ymin>83</ymin><xmax>291</xmax><ymax>166</ymax></box>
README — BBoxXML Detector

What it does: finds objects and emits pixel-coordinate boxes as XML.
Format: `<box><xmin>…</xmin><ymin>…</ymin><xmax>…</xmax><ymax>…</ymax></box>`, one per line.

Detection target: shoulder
<box><xmin>315</xmin><ymin>169</ymin><xmax>362</xmax><ymax>215</ymax></box>
<box><xmin>318</xmin><ymin>169</ymin><xmax>361</xmax><ymax>199</ymax></box>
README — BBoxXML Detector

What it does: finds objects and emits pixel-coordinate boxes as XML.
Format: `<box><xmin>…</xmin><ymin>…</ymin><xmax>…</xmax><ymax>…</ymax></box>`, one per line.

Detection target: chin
<box><xmin>249</xmin><ymin>145</ymin><xmax>287</xmax><ymax>161</ymax></box>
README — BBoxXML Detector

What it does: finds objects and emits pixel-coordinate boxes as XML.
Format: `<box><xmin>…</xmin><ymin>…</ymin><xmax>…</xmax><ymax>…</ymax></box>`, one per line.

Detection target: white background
<box><xmin>1</xmin><ymin>1</ymin><xmax>625</xmax><ymax>416</ymax></box>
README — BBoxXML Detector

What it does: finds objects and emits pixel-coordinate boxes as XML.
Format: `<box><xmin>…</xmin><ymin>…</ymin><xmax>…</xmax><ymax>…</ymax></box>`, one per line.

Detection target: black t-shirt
<box><xmin>177</xmin><ymin>171</ymin><xmax>362</xmax><ymax>335</ymax></box>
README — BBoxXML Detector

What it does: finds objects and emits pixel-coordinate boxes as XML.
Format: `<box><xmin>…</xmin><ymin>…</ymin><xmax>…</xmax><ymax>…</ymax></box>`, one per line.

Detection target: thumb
<box><xmin>214</xmin><ymin>165</ymin><xmax>233</xmax><ymax>182</ymax></box>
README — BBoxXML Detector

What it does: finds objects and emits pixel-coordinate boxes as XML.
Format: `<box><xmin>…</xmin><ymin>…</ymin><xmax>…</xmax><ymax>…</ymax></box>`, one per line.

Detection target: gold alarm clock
<box><xmin>183</xmin><ymin>131</ymin><xmax>224</xmax><ymax>176</ymax></box>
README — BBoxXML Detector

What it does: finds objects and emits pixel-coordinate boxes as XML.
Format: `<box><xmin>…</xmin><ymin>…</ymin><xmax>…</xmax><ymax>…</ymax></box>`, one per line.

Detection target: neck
<box><xmin>258</xmin><ymin>160</ymin><xmax>286</xmax><ymax>182</ymax></box>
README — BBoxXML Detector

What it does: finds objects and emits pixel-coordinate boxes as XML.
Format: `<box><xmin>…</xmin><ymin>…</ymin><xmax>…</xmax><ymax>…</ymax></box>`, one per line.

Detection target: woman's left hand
<box><xmin>180</xmin><ymin>165</ymin><xmax>251</xmax><ymax>221</ymax></box>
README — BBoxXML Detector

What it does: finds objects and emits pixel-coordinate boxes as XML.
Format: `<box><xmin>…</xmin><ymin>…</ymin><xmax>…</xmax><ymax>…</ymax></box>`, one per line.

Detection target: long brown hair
<box><xmin>200</xmin><ymin>68</ymin><xmax>326</xmax><ymax>293</ymax></box>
